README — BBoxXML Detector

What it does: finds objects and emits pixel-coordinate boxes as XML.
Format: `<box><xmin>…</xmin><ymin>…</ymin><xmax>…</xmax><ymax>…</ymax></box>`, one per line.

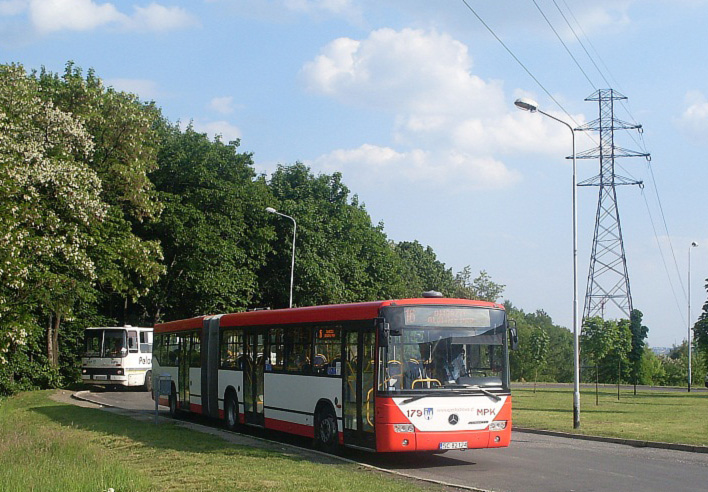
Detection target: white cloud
<box><xmin>209</xmin><ymin>96</ymin><xmax>235</xmax><ymax>115</ymax></box>
<box><xmin>677</xmin><ymin>90</ymin><xmax>708</xmax><ymax>143</ymax></box>
<box><xmin>25</xmin><ymin>0</ymin><xmax>196</xmax><ymax>33</ymax></box>
<box><xmin>311</xmin><ymin>144</ymin><xmax>521</xmax><ymax>191</ymax></box>
<box><xmin>29</xmin><ymin>0</ymin><xmax>126</xmax><ymax>32</ymax></box>
<box><xmin>105</xmin><ymin>78</ymin><xmax>160</xmax><ymax>100</ymax></box>
<box><xmin>302</xmin><ymin>28</ymin><xmax>577</xmax><ymax>190</ymax></box>
<box><xmin>130</xmin><ymin>3</ymin><xmax>197</xmax><ymax>31</ymax></box>
<box><xmin>187</xmin><ymin>119</ymin><xmax>242</xmax><ymax>143</ymax></box>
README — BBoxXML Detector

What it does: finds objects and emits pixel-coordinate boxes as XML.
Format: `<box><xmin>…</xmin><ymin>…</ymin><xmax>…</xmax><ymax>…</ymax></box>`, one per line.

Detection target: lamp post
<box><xmin>515</xmin><ymin>97</ymin><xmax>580</xmax><ymax>429</ymax></box>
<box><xmin>266</xmin><ymin>207</ymin><xmax>297</xmax><ymax>309</ymax></box>
<box><xmin>688</xmin><ymin>241</ymin><xmax>698</xmax><ymax>392</ymax></box>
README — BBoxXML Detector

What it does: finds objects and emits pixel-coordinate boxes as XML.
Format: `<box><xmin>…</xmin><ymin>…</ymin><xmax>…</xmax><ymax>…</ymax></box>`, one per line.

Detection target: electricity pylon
<box><xmin>574</xmin><ymin>89</ymin><xmax>650</xmax><ymax>320</ymax></box>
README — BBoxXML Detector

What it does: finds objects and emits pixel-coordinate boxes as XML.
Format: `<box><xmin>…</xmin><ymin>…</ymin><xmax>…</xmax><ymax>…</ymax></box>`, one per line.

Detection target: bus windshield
<box><xmin>380</xmin><ymin>306</ymin><xmax>508</xmax><ymax>393</ymax></box>
<box><xmin>84</xmin><ymin>329</ymin><xmax>127</xmax><ymax>358</ymax></box>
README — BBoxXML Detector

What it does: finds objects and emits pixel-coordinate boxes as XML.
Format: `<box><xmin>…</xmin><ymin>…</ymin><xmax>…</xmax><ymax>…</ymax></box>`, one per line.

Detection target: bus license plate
<box><xmin>94</xmin><ymin>375</ymin><xmax>107</xmax><ymax>380</ymax></box>
<box><xmin>440</xmin><ymin>441</ymin><xmax>467</xmax><ymax>450</ymax></box>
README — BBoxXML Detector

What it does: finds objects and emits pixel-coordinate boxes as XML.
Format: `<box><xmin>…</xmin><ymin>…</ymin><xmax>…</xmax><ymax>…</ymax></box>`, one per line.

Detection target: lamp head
<box><xmin>265</xmin><ymin>207</ymin><xmax>277</xmax><ymax>214</ymax></box>
<box><xmin>691</xmin><ymin>241</ymin><xmax>698</xmax><ymax>247</ymax></box>
<box><xmin>514</xmin><ymin>97</ymin><xmax>539</xmax><ymax>113</ymax></box>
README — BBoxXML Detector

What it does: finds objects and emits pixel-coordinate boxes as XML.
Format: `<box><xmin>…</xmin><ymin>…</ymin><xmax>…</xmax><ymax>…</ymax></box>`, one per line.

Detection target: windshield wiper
<box><xmin>401</xmin><ymin>386</ymin><xmax>501</xmax><ymax>405</ymax></box>
<box><xmin>462</xmin><ymin>385</ymin><xmax>502</xmax><ymax>402</ymax></box>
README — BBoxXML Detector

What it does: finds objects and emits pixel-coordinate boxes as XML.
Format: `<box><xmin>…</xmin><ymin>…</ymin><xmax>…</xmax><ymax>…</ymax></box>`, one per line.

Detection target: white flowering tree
<box><xmin>37</xmin><ymin>63</ymin><xmax>164</xmax><ymax>317</ymax></box>
<box><xmin>0</xmin><ymin>63</ymin><xmax>106</xmax><ymax>369</ymax></box>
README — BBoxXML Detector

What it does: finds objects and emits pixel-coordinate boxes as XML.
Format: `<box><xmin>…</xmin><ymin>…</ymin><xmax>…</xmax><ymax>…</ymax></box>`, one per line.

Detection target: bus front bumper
<box><xmin>375</xmin><ymin>425</ymin><xmax>511</xmax><ymax>452</ymax></box>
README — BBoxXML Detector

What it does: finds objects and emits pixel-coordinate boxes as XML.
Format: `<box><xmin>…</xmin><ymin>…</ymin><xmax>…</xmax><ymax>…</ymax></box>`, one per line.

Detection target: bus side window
<box><xmin>314</xmin><ymin>325</ymin><xmax>341</xmax><ymax>376</ymax></box>
<box><xmin>286</xmin><ymin>326</ymin><xmax>311</xmax><ymax>374</ymax></box>
<box><xmin>269</xmin><ymin>328</ymin><xmax>284</xmax><ymax>371</ymax></box>
<box><xmin>128</xmin><ymin>331</ymin><xmax>139</xmax><ymax>353</ymax></box>
<box><xmin>139</xmin><ymin>331</ymin><xmax>152</xmax><ymax>353</ymax></box>
<box><xmin>220</xmin><ymin>329</ymin><xmax>243</xmax><ymax>369</ymax></box>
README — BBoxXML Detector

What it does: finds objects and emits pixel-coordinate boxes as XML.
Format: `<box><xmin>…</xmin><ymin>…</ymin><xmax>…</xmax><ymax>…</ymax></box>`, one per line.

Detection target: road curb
<box><xmin>515</xmin><ymin>427</ymin><xmax>708</xmax><ymax>454</ymax></box>
<box><xmin>71</xmin><ymin>390</ymin><xmax>116</xmax><ymax>408</ymax></box>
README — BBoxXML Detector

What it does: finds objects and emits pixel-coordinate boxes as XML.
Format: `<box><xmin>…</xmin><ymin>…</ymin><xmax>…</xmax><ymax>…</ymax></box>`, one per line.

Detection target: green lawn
<box><xmin>513</xmin><ymin>386</ymin><xmax>708</xmax><ymax>446</ymax></box>
<box><xmin>0</xmin><ymin>391</ymin><xmax>438</xmax><ymax>492</ymax></box>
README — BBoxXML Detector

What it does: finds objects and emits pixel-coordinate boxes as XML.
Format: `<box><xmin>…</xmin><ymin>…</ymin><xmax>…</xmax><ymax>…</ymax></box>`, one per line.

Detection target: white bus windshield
<box><xmin>380</xmin><ymin>306</ymin><xmax>508</xmax><ymax>393</ymax></box>
<box><xmin>84</xmin><ymin>329</ymin><xmax>127</xmax><ymax>358</ymax></box>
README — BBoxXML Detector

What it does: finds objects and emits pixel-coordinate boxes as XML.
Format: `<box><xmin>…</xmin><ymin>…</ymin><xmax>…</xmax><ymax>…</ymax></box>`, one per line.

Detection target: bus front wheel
<box><xmin>143</xmin><ymin>371</ymin><xmax>153</xmax><ymax>393</ymax></box>
<box><xmin>314</xmin><ymin>407</ymin><xmax>339</xmax><ymax>454</ymax></box>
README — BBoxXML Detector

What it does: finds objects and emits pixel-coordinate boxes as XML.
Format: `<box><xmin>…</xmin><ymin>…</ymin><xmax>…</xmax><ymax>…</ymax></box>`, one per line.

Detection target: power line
<box><xmin>532</xmin><ymin>0</ymin><xmax>596</xmax><ymax>91</ymax></box>
<box><xmin>459</xmin><ymin>0</ymin><xmax>582</xmax><ymax>128</ymax></box>
<box><xmin>641</xmin><ymin>188</ymin><xmax>687</xmax><ymax>327</ymax></box>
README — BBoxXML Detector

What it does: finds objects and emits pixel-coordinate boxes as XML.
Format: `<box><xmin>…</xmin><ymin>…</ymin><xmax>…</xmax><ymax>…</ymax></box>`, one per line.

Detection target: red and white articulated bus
<box><xmin>152</xmin><ymin>295</ymin><xmax>518</xmax><ymax>453</ymax></box>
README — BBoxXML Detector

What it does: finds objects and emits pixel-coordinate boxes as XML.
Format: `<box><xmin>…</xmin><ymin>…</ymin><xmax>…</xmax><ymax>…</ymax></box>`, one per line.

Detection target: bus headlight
<box><xmin>489</xmin><ymin>421</ymin><xmax>507</xmax><ymax>431</ymax></box>
<box><xmin>393</xmin><ymin>424</ymin><xmax>415</xmax><ymax>433</ymax></box>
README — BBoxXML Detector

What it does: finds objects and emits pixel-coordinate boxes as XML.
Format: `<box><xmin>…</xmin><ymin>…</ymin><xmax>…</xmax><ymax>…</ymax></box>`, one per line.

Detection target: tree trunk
<box><xmin>48</xmin><ymin>313</ymin><xmax>61</xmax><ymax>368</ymax></box>
<box><xmin>534</xmin><ymin>367</ymin><xmax>537</xmax><ymax>394</ymax></box>
<box><xmin>47</xmin><ymin>314</ymin><xmax>54</xmax><ymax>367</ymax></box>
<box><xmin>617</xmin><ymin>359</ymin><xmax>621</xmax><ymax>401</ymax></box>
<box><xmin>595</xmin><ymin>364</ymin><xmax>599</xmax><ymax>406</ymax></box>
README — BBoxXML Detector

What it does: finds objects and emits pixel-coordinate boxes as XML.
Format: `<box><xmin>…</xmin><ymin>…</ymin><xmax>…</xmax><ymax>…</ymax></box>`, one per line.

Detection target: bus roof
<box><xmin>154</xmin><ymin>298</ymin><xmax>504</xmax><ymax>334</ymax></box>
<box><xmin>85</xmin><ymin>326</ymin><xmax>152</xmax><ymax>331</ymax></box>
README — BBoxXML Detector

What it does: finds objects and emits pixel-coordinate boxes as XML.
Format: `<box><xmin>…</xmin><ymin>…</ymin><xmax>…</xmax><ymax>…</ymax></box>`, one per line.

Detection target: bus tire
<box><xmin>225</xmin><ymin>393</ymin><xmax>240</xmax><ymax>431</ymax></box>
<box><xmin>314</xmin><ymin>406</ymin><xmax>339</xmax><ymax>454</ymax></box>
<box><xmin>143</xmin><ymin>371</ymin><xmax>153</xmax><ymax>393</ymax></box>
<box><xmin>168</xmin><ymin>389</ymin><xmax>178</xmax><ymax>418</ymax></box>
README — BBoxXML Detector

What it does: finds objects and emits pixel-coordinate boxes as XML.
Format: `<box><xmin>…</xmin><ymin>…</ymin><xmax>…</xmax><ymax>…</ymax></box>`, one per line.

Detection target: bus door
<box><xmin>243</xmin><ymin>330</ymin><xmax>265</xmax><ymax>426</ymax></box>
<box><xmin>178</xmin><ymin>333</ymin><xmax>191</xmax><ymax>409</ymax></box>
<box><xmin>343</xmin><ymin>327</ymin><xmax>376</xmax><ymax>448</ymax></box>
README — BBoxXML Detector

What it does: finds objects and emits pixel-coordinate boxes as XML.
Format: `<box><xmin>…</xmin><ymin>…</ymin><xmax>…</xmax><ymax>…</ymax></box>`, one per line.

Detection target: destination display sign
<box><xmin>403</xmin><ymin>307</ymin><xmax>491</xmax><ymax>328</ymax></box>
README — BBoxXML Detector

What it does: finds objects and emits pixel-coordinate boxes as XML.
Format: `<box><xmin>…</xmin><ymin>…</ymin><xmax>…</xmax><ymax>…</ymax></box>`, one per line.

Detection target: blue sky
<box><xmin>2</xmin><ymin>0</ymin><xmax>707</xmax><ymax>348</ymax></box>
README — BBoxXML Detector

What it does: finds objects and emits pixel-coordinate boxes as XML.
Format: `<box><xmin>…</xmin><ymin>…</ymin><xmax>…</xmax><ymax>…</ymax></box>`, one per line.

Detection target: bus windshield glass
<box><xmin>380</xmin><ymin>306</ymin><xmax>508</xmax><ymax>393</ymax></box>
<box><xmin>84</xmin><ymin>329</ymin><xmax>127</xmax><ymax>358</ymax></box>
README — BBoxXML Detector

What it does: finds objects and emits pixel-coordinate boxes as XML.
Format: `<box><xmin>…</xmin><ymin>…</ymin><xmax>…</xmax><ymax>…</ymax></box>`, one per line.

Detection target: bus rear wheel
<box><xmin>225</xmin><ymin>394</ymin><xmax>240</xmax><ymax>431</ymax></box>
<box><xmin>314</xmin><ymin>407</ymin><xmax>339</xmax><ymax>454</ymax></box>
<box><xmin>168</xmin><ymin>391</ymin><xmax>178</xmax><ymax>418</ymax></box>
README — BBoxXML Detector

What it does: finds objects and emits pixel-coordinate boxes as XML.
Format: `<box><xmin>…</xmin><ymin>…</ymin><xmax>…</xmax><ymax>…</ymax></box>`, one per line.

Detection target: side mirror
<box><xmin>508</xmin><ymin>319</ymin><xmax>519</xmax><ymax>351</ymax></box>
<box><xmin>376</xmin><ymin>318</ymin><xmax>390</xmax><ymax>349</ymax></box>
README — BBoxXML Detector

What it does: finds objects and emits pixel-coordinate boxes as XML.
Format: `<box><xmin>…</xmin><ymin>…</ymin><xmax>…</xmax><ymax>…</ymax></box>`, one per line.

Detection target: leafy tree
<box><xmin>507</xmin><ymin>304</ymin><xmax>573</xmax><ymax>383</ymax></box>
<box><xmin>35</xmin><ymin>63</ymin><xmax>164</xmax><ymax>322</ymax></box>
<box><xmin>263</xmin><ymin>163</ymin><xmax>409</xmax><ymax>308</ymax></box>
<box><xmin>453</xmin><ymin>268</ymin><xmax>505</xmax><ymax>302</ymax></box>
<box><xmin>141</xmin><ymin>122</ymin><xmax>273</xmax><ymax>321</ymax></box>
<box><xmin>393</xmin><ymin>241</ymin><xmax>457</xmax><ymax>297</ymax></box>
<box><xmin>628</xmin><ymin>309</ymin><xmax>649</xmax><ymax>394</ymax></box>
<box><xmin>0</xmin><ymin>63</ymin><xmax>106</xmax><ymax>375</ymax></box>
<box><xmin>693</xmin><ymin>279</ymin><xmax>708</xmax><ymax>380</ymax></box>
<box><xmin>528</xmin><ymin>328</ymin><xmax>550</xmax><ymax>392</ymax></box>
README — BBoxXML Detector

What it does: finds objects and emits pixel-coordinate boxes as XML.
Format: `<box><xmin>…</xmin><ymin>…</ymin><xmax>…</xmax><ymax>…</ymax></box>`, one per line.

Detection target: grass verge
<box><xmin>513</xmin><ymin>387</ymin><xmax>708</xmax><ymax>446</ymax></box>
<box><xmin>0</xmin><ymin>391</ymin><xmax>439</xmax><ymax>492</ymax></box>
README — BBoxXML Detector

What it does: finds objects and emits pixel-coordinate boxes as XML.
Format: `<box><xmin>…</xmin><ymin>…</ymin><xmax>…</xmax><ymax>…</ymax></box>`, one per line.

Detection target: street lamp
<box><xmin>688</xmin><ymin>241</ymin><xmax>698</xmax><ymax>392</ymax></box>
<box><xmin>266</xmin><ymin>207</ymin><xmax>297</xmax><ymax>309</ymax></box>
<box><xmin>515</xmin><ymin>97</ymin><xmax>581</xmax><ymax>429</ymax></box>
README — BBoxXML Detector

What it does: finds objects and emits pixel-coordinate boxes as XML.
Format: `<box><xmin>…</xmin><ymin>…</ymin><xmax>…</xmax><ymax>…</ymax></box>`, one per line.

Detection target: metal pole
<box><xmin>289</xmin><ymin>217</ymin><xmax>297</xmax><ymax>308</ymax></box>
<box><xmin>266</xmin><ymin>208</ymin><xmax>297</xmax><ymax>308</ymax></box>
<box><xmin>688</xmin><ymin>242</ymin><xmax>697</xmax><ymax>392</ymax></box>
<box><xmin>537</xmin><ymin>109</ymin><xmax>580</xmax><ymax>428</ymax></box>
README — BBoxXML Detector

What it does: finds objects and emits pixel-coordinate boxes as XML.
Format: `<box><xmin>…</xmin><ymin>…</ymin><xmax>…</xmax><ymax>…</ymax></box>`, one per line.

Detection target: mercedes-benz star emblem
<box><xmin>448</xmin><ymin>414</ymin><xmax>459</xmax><ymax>425</ymax></box>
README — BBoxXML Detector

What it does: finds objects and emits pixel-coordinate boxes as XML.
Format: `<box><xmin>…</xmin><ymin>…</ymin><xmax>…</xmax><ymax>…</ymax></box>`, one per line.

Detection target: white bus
<box><xmin>82</xmin><ymin>326</ymin><xmax>154</xmax><ymax>391</ymax></box>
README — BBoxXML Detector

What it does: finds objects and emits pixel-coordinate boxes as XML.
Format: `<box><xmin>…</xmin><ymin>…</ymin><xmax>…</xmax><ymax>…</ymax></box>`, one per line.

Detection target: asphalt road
<box><xmin>80</xmin><ymin>389</ymin><xmax>708</xmax><ymax>492</ymax></box>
